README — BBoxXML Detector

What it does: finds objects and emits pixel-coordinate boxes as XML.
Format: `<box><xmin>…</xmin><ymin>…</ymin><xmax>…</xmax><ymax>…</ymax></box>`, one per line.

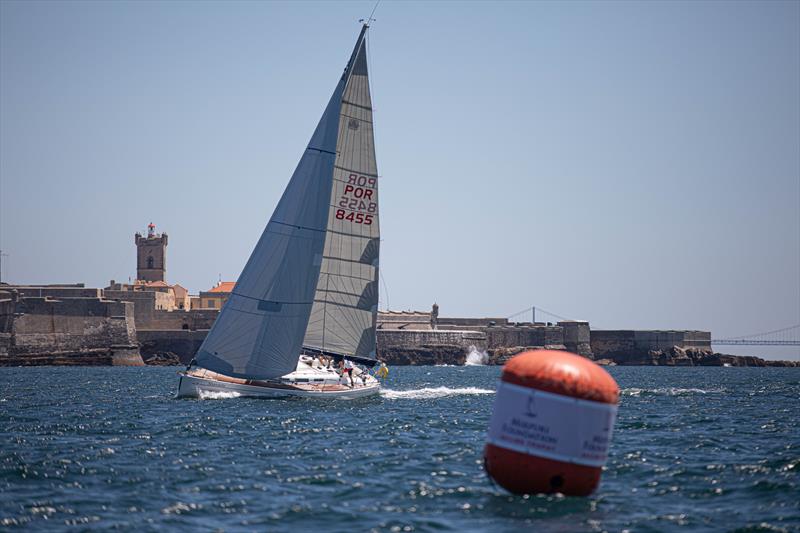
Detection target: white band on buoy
<box><xmin>487</xmin><ymin>381</ymin><xmax>618</xmax><ymax>467</ymax></box>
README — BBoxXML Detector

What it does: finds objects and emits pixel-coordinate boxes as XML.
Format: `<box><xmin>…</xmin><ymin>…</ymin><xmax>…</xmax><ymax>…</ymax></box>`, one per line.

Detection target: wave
<box><xmin>622</xmin><ymin>387</ymin><xmax>724</xmax><ymax>397</ymax></box>
<box><xmin>381</xmin><ymin>387</ymin><xmax>494</xmax><ymax>399</ymax></box>
<box><xmin>198</xmin><ymin>390</ymin><xmax>242</xmax><ymax>400</ymax></box>
<box><xmin>465</xmin><ymin>345</ymin><xmax>488</xmax><ymax>366</ymax></box>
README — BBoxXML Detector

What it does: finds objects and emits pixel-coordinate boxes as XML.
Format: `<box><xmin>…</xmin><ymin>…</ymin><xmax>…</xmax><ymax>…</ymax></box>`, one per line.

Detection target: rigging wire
<box><xmin>361</xmin><ymin>0</ymin><xmax>381</xmax><ymax>26</ymax></box>
<box><xmin>380</xmin><ymin>269</ymin><xmax>390</xmax><ymax>311</ymax></box>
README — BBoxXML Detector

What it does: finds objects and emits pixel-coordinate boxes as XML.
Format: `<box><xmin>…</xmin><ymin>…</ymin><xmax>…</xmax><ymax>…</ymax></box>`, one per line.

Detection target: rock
<box><xmin>487</xmin><ymin>346</ymin><xmax>528</xmax><ymax>365</ymax></box>
<box><xmin>137</xmin><ymin>330</ymin><xmax>207</xmax><ymax>365</ymax></box>
<box><xmin>765</xmin><ymin>359</ymin><xmax>798</xmax><ymax>367</ymax></box>
<box><xmin>594</xmin><ymin>359</ymin><xmax>617</xmax><ymax>366</ymax></box>
<box><xmin>599</xmin><ymin>345</ymin><xmax>797</xmax><ymax>367</ymax></box>
<box><xmin>378</xmin><ymin>344</ymin><xmax>467</xmax><ymax>365</ymax></box>
<box><xmin>142</xmin><ymin>351</ymin><xmax>182</xmax><ymax>366</ymax></box>
<box><xmin>0</xmin><ymin>347</ymin><xmax>143</xmax><ymax>366</ymax></box>
<box><xmin>487</xmin><ymin>345</ymin><xmax>569</xmax><ymax>366</ymax></box>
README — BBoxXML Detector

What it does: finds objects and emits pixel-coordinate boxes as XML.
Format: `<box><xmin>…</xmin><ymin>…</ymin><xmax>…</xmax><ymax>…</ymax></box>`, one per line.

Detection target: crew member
<box><xmin>339</xmin><ymin>358</ymin><xmax>355</xmax><ymax>387</ymax></box>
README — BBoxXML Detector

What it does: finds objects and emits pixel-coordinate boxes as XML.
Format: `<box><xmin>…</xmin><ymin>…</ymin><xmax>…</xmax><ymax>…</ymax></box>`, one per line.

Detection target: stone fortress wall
<box><xmin>103</xmin><ymin>289</ymin><xmax>217</xmax><ymax>331</ymax></box>
<box><xmin>5</xmin><ymin>227</ymin><xmax>782</xmax><ymax>367</ymax></box>
<box><xmin>0</xmin><ymin>286</ymin><xmax>143</xmax><ymax>366</ymax></box>
<box><xmin>0</xmin><ymin>282</ymin><xmax>726</xmax><ymax>367</ymax></box>
<box><xmin>374</xmin><ymin>315</ymin><xmax>719</xmax><ymax>366</ymax></box>
<box><xmin>591</xmin><ymin>329</ymin><xmax>712</xmax><ymax>359</ymax></box>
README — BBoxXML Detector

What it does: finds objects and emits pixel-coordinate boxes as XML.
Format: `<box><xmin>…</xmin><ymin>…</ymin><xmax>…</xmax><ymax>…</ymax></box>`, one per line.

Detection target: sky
<box><xmin>1</xmin><ymin>0</ymin><xmax>798</xmax><ymax>359</ymax></box>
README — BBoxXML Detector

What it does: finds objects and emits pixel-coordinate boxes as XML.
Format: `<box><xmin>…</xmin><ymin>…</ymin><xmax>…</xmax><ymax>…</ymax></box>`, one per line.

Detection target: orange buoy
<box><xmin>484</xmin><ymin>349</ymin><xmax>619</xmax><ymax>496</ymax></box>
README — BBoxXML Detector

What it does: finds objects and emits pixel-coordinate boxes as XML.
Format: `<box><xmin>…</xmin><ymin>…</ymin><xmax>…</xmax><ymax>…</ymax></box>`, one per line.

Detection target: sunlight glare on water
<box><xmin>1</xmin><ymin>366</ymin><xmax>798</xmax><ymax>531</ymax></box>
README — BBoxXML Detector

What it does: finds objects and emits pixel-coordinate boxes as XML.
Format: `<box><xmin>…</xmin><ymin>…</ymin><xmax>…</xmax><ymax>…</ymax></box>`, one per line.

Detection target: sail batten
<box><xmin>193</xmin><ymin>27</ymin><xmax>375</xmax><ymax>380</ymax></box>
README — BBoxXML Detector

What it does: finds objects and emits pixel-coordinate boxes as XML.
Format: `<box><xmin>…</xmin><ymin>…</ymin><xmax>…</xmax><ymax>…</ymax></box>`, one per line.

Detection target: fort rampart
<box><xmin>4</xmin><ymin>284</ymin><xmax>786</xmax><ymax>367</ymax></box>
<box><xmin>591</xmin><ymin>329</ymin><xmax>712</xmax><ymax>364</ymax></box>
<box><xmin>0</xmin><ymin>289</ymin><xmax>143</xmax><ymax>366</ymax></box>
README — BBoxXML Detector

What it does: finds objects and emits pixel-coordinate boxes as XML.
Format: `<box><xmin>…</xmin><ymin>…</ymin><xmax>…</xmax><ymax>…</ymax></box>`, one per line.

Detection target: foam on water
<box><xmin>465</xmin><ymin>345</ymin><xmax>489</xmax><ymax>366</ymax></box>
<box><xmin>381</xmin><ymin>386</ymin><xmax>495</xmax><ymax>399</ymax></box>
<box><xmin>197</xmin><ymin>390</ymin><xmax>242</xmax><ymax>400</ymax></box>
<box><xmin>622</xmin><ymin>387</ymin><xmax>725</xmax><ymax>396</ymax></box>
<box><xmin>2</xmin><ymin>365</ymin><xmax>798</xmax><ymax>532</ymax></box>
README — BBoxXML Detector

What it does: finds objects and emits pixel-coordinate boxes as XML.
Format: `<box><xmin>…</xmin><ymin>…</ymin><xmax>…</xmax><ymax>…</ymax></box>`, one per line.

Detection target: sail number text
<box><xmin>336</xmin><ymin>173</ymin><xmax>376</xmax><ymax>225</ymax></box>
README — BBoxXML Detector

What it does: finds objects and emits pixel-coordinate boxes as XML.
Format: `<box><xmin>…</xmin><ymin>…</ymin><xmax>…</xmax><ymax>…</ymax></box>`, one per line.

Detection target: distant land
<box><xmin>1</xmin><ymin>226</ymin><xmax>796</xmax><ymax>368</ymax></box>
<box><xmin>1</xmin><ymin>284</ymin><xmax>796</xmax><ymax>368</ymax></box>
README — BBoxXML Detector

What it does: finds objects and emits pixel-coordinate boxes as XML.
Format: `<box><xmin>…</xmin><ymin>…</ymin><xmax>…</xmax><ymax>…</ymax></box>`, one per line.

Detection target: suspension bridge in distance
<box><xmin>506</xmin><ymin>306</ymin><xmax>800</xmax><ymax>347</ymax></box>
<box><xmin>711</xmin><ymin>324</ymin><xmax>800</xmax><ymax>346</ymax></box>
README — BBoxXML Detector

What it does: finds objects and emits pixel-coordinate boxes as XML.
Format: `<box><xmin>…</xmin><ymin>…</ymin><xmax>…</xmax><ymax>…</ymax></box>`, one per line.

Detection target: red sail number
<box><xmin>335</xmin><ymin>209</ymin><xmax>373</xmax><ymax>225</ymax></box>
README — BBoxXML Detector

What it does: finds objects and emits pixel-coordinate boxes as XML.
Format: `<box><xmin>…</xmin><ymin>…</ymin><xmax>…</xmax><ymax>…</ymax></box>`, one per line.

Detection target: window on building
<box><xmin>147</xmin><ymin>256</ymin><xmax>154</xmax><ymax>269</ymax></box>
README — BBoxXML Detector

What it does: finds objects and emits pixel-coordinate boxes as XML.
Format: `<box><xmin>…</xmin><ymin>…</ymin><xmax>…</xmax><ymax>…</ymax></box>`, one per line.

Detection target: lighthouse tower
<box><xmin>135</xmin><ymin>222</ymin><xmax>168</xmax><ymax>282</ymax></box>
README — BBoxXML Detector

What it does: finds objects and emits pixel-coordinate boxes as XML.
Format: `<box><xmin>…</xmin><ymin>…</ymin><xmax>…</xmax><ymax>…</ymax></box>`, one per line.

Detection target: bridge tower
<box><xmin>135</xmin><ymin>222</ymin><xmax>168</xmax><ymax>282</ymax></box>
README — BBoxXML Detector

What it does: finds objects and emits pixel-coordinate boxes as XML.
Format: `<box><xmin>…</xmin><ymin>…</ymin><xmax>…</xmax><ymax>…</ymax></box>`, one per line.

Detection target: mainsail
<box><xmin>194</xmin><ymin>26</ymin><xmax>378</xmax><ymax>380</ymax></box>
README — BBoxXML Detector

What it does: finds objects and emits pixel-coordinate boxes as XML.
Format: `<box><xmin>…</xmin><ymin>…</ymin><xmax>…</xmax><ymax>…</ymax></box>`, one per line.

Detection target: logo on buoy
<box><xmin>525</xmin><ymin>394</ymin><xmax>537</xmax><ymax>418</ymax></box>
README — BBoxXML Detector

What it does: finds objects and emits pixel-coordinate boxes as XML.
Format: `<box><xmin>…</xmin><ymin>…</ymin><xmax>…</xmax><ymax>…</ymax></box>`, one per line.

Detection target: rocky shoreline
<box><xmin>594</xmin><ymin>346</ymin><xmax>798</xmax><ymax>367</ymax></box>
<box><xmin>376</xmin><ymin>344</ymin><xmax>798</xmax><ymax>368</ymax></box>
<box><xmin>6</xmin><ymin>286</ymin><xmax>795</xmax><ymax>369</ymax></box>
<box><xmin>4</xmin><ymin>342</ymin><xmax>796</xmax><ymax>368</ymax></box>
<box><xmin>1</xmin><ymin>346</ymin><xmax>144</xmax><ymax>367</ymax></box>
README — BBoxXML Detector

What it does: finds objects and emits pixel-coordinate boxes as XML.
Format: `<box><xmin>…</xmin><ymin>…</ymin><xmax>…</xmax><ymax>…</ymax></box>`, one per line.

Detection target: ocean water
<box><xmin>1</xmin><ymin>365</ymin><xmax>798</xmax><ymax>532</ymax></box>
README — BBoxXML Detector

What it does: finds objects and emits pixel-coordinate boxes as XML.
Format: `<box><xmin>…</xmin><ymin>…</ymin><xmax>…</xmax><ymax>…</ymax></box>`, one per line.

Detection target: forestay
<box><xmin>194</xmin><ymin>27</ymin><xmax>373</xmax><ymax>380</ymax></box>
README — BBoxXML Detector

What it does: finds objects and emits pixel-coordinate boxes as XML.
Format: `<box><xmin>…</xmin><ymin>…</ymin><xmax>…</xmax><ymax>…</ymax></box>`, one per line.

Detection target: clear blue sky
<box><xmin>1</xmin><ymin>1</ymin><xmax>798</xmax><ymax>359</ymax></box>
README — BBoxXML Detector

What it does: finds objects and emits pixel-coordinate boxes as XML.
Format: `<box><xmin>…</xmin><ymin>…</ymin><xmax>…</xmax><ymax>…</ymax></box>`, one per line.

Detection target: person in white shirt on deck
<box><xmin>339</xmin><ymin>358</ymin><xmax>355</xmax><ymax>388</ymax></box>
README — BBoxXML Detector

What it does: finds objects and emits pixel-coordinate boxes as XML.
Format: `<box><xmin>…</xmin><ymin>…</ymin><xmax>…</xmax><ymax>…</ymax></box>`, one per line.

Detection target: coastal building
<box><xmin>172</xmin><ymin>283</ymin><xmax>189</xmax><ymax>310</ymax></box>
<box><xmin>377</xmin><ymin>310</ymin><xmax>434</xmax><ymax>330</ymax></box>
<box><xmin>1</xmin><ymin>228</ymin><xmax>743</xmax><ymax>367</ymax></box>
<box><xmin>198</xmin><ymin>281</ymin><xmax>235</xmax><ymax>310</ymax></box>
<box><xmin>135</xmin><ymin>223</ymin><xmax>168</xmax><ymax>283</ymax></box>
<box><xmin>105</xmin><ymin>280</ymin><xmax>176</xmax><ymax>311</ymax></box>
<box><xmin>2</xmin><ymin>281</ymin><xmax>770</xmax><ymax>367</ymax></box>
<box><xmin>105</xmin><ymin>224</ymin><xmax>195</xmax><ymax>312</ymax></box>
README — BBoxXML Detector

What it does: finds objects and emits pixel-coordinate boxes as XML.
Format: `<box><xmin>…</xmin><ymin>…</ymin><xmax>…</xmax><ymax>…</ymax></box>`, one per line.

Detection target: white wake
<box><xmin>198</xmin><ymin>390</ymin><xmax>242</xmax><ymax>400</ymax></box>
<box><xmin>381</xmin><ymin>386</ymin><xmax>494</xmax><ymax>399</ymax></box>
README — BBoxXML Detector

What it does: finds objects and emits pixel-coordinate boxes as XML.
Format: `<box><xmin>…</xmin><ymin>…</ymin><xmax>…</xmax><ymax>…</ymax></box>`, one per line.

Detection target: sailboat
<box><xmin>177</xmin><ymin>24</ymin><xmax>383</xmax><ymax>399</ymax></box>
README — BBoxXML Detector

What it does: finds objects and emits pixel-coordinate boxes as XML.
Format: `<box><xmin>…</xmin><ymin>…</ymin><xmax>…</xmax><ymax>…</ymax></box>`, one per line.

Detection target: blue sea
<box><xmin>1</xmin><ymin>366</ymin><xmax>798</xmax><ymax>531</ymax></box>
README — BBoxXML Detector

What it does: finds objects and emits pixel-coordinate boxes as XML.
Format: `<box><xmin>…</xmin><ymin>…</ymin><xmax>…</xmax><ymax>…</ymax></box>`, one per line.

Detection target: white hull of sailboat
<box><xmin>176</xmin><ymin>360</ymin><xmax>381</xmax><ymax>400</ymax></box>
<box><xmin>177</xmin><ymin>373</ymin><xmax>380</xmax><ymax>399</ymax></box>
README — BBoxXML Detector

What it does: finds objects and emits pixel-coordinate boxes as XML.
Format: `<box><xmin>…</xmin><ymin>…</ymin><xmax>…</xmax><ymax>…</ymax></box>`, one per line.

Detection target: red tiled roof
<box><xmin>145</xmin><ymin>281</ymin><xmax>169</xmax><ymax>288</ymax></box>
<box><xmin>209</xmin><ymin>281</ymin><xmax>235</xmax><ymax>293</ymax></box>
